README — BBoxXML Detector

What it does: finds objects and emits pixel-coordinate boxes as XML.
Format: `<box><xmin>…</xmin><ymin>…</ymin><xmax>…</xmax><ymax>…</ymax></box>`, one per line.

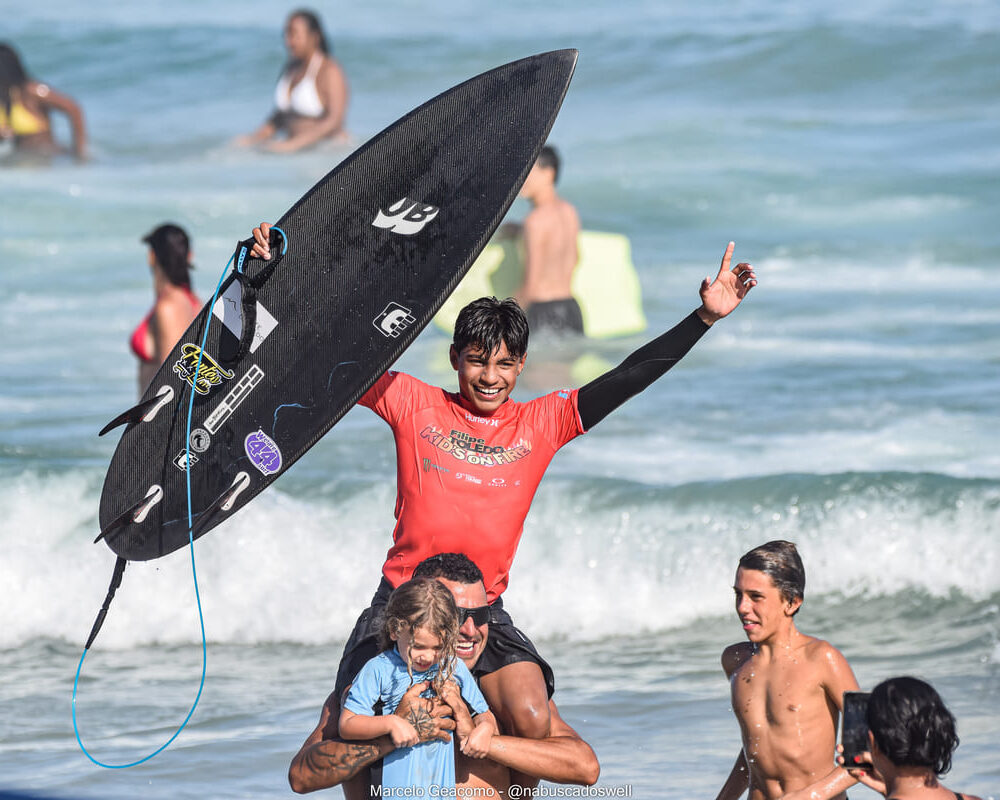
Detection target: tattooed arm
<box><xmin>288</xmin><ymin>683</ymin><xmax>456</xmax><ymax>794</ymax></box>
<box><xmin>288</xmin><ymin>689</ymin><xmax>391</xmax><ymax>794</ymax></box>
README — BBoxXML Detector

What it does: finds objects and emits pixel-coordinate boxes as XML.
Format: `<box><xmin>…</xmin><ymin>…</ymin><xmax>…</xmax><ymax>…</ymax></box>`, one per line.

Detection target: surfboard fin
<box><xmin>94</xmin><ymin>485</ymin><xmax>163</xmax><ymax>544</ymax></box>
<box><xmin>190</xmin><ymin>472</ymin><xmax>251</xmax><ymax>540</ymax></box>
<box><xmin>99</xmin><ymin>385</ymin><xmax>175</xmax><ymax>436</ymax></box>
<box><xmin>85</xmin><ymin>556</ymin><xmax>127</xmax><ymax>649</ymax></box>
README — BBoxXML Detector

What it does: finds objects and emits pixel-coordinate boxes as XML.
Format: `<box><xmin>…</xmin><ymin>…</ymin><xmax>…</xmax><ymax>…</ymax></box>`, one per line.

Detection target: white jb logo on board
<box><xmin>372</xmin><ymin>198</ymin><xmax>440</xmax><ymax>235</ymax></box>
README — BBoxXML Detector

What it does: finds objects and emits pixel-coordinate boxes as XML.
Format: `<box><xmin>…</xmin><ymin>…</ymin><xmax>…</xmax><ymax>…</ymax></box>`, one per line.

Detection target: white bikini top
<box><xmin>274</xmin><ymin>52</ymin><xmax>325</xmax><ymax>118</ymax></box>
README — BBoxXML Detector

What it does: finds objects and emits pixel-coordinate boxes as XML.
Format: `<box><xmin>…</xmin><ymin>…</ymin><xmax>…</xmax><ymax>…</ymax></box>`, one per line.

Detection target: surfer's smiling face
<box><xmin>436</xmin><ymin>577</ymin><xmax>489</xmax><ymax>669</ymax></box>
<box><xmin>450</xmin><ymin>341</ymin><xmax>525</xmax><ymax>415</ymax></box>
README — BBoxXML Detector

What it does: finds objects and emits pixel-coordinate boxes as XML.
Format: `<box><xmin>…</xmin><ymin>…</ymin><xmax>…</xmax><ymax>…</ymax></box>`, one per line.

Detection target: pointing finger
<box><xmin>717</xmin><ymin>241</ymin><xmax>735</xmax><ymax>279</ymax></box>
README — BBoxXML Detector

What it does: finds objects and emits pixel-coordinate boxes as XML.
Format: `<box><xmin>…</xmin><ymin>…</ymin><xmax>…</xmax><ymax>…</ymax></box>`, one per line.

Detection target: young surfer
<box><xmin>252</xmin><ymin>221</ymin><xmax>755</xmax><ymax>789</ymax></box>
<box><xmin>716</xmin><ymin>541</ymin><xmax>861</xmax><ymax>800</ymax></box>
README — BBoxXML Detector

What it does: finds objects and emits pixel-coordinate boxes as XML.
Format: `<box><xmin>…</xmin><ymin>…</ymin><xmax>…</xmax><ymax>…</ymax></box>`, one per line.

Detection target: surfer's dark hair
<box><xmin>738</xmin><ymin>540</ymin><xmax>805</xmax><ymax>614</ymax></box>
<box><xmin>413</xmin><ymin>553</ymin><xmax>485</xmax><ymax>586</ymax></box>
<box><xmin>287</xmin><ymin>9</ymin><xmax>330</xmax><ymax>55</ymax></box>
<box><xmin>377</xmin><ymin>578</ymin><xmax>459</xmax><ymax>693</ymax></box>
<box><xmin>867</xmin><ymin>677</ymin><xmax>959</xmax><ymax>776</ymax></box>
<box><xmin>0</xmin><ymin>43</ymin><xmax>30</xmax><ymax>117</ymax></box>
<box><xmin>142</xmin><ymin>223</ymin><xmax>193</xmax><ymax>289</ymax></box>
<box><xmin>453</xmin><ymin>297</ymin><xmax>528</xmax><ymax>358</ymax></box>
<box><xmin>538</xmin><ymin>144</ymin><xmax>560</xmax><ymax>183</ymax></box>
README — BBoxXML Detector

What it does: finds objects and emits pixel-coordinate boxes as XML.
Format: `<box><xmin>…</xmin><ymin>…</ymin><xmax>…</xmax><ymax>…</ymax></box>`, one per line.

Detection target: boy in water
<box><xmin>716</xmin><ymin>541</ymin><xmax>861</xmax><ymax>800</ymax></box>
<box><xmin>512</xmin><ymin>144</ymin><xmax>583</xmax><ymax>335</ymax></box>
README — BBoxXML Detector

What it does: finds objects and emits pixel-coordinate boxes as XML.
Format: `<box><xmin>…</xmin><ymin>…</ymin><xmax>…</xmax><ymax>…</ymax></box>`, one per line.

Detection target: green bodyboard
<box><xmin>434</xmin><ymin>230</ymin><xmax>647</xmax><ymax>339</ymax></box>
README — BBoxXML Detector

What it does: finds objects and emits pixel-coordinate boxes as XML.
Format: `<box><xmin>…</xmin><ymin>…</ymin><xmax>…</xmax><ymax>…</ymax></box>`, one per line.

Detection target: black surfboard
<box><xmin>97</xmin><ymin>49</ymin><xmax>577</xmax><ymax>562</ymax></box>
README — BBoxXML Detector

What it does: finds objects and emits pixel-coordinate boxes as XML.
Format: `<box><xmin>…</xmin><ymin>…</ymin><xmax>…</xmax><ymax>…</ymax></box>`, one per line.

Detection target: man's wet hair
<box><xmin>867</xmin><ymin>676</ymin><xmax>959</xmax><ymax>776</ymax></box>
<box><xmin>537</xmin><ymin>144</ymin><xmax>560</xmax><ymax>183</ymax></box>
<box><xmin>452</xmin><ymin>296</ymin><xmax>529</xmax><ymax>359</ymax></box>
<box><xmin>413</xmin><ymin>552</ymin><xmax>485</xmax><ymax>586</ymax></box>
<box><xmin>738</xmin><ymin>540</ymin><xmax>805</xmax><ymax>613</ymax></box>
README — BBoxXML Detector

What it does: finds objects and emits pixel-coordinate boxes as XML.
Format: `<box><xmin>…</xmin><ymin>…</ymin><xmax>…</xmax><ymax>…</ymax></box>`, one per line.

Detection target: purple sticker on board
<box><xmin>244</xmin><ymin>428</ymin><xmax>282</xmax><ymax>475</ymax></box>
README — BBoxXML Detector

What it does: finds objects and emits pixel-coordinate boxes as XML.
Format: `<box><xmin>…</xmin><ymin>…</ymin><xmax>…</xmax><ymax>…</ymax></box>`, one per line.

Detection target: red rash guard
<box><xmin>359</xmin><ymin>371</ymin><xmax>585</xmax><ymax>601</ymax></box>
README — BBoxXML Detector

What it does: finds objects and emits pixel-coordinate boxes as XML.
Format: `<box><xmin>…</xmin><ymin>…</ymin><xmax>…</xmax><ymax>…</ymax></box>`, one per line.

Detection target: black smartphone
<box><xmin>841</xmin><ymin>691</ymin><xmax>872</xmax><ymax>768</ymax></box>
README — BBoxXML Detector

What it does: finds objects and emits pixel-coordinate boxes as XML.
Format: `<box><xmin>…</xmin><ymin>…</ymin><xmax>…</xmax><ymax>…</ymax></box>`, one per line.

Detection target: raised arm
<box><xmin>576</xmin><ymin>242</ymin><xmax>755</xmax><ymax>431</ymax></box>
<box><xmin>32</xmin><ymin>82</ymin><xmax>87</xmax><ymax>160</ymax></box>
<box><xmin>484</xmin><ymin>700</ymin><xmax>599</xmax><ymax>786</ymax></box>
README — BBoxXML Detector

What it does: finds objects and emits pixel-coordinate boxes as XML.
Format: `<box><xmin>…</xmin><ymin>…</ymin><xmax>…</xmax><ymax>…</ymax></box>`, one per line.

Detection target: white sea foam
<box><xmin>3</xmin><ymin>469</ymin><xmax>997</xmax><ymax>649</ymax></box>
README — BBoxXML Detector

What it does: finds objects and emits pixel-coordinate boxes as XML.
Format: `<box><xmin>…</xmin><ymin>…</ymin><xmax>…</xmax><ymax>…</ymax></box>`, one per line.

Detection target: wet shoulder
<box><xmin>721</xmin><ymin>641</ymin><xmax>754</xmax><ymax>677</ymax></box>
<box><xmin>800</xmin><ymin>635</ymin><xmax>856</xmax><ymax>686</ymax></box>
<box><xmin>801</xmin><ymin>635</ymin><xmax>846</xmax><ymax>663</ymax></box>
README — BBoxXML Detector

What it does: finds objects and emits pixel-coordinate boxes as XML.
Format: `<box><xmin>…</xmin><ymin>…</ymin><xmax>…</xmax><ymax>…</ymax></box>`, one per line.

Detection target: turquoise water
<box><xmin>2</xmin><ymin>1</ymin><xmax>998</xmax><ymax>798</ymax></box>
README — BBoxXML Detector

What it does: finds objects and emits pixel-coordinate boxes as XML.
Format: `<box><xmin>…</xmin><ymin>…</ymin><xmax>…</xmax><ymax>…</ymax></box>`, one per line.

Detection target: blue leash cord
<box><xmin>73</xmin><ymin>227</ymin><xmax>286</xmax><ymax>767</ymax></box>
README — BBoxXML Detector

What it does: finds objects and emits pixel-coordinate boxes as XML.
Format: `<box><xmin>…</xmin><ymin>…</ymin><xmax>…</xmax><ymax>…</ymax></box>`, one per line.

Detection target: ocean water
<box><xmin>2</xmin><ymin>0</ymin><xmax>999</xmax><ymax>798</ymax></box>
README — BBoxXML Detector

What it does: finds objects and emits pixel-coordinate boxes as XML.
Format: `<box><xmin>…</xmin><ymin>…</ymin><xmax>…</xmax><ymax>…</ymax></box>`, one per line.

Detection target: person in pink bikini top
<box><xmin>130</xmin><ymin>223</ymin><xmax>201</xmax><ymax>396</ymax></box>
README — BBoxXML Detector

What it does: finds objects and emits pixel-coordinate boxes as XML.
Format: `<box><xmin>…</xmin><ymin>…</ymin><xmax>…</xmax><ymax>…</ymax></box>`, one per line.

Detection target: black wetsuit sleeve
<box><xmin>577</xmin><ymin>310</ymin><xmax>710</xmax><ymax>431</ymax></box>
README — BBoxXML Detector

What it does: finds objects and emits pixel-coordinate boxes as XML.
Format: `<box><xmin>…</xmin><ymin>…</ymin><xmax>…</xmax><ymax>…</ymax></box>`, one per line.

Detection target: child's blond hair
<box><xmin>377</xmin><ymin>578</ymin><xmax>459</xmax><ymax>692</ymax></box>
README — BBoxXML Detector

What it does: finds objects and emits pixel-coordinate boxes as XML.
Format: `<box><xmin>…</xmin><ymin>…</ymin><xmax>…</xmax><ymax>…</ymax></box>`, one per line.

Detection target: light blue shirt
<box><xmin>344</xmin><ymin>648</ymin><xmax>489</xmax><ymax>790</ymax></box>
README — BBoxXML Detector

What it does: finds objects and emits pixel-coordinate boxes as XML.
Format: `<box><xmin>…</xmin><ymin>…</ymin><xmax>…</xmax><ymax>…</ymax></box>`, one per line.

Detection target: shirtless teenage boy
<box><xmin>716</xmin><ymin>541</ymin><xmax>860</xmax><ymax>800</ymax></box>
<box><xmin>513</xmin><ymin>144</ymin><xmax>583</xmax><ymax>336</ymax></box>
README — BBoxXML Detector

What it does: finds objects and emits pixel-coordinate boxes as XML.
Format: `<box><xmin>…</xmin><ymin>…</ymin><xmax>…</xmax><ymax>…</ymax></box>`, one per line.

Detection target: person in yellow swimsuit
<box><xmin>0</xmin><ymin>43</ymin><xmax>87</xmax><ymax>161</ymax></box>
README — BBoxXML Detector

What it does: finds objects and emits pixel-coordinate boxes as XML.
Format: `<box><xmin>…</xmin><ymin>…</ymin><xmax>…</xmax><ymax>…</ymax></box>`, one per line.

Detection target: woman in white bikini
<box><xmin>237</xmin><ymin>9</ymin><xmax>349</xmax><ymax>152</ymax></box>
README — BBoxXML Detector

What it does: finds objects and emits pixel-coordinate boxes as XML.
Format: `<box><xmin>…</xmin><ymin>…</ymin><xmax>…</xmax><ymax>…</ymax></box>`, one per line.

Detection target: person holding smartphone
<box><xmin>715</xmin><ymin>541</ymin><xmax>862</xmax><ymax>800</ymax></box>
<box><xmin>841</xmin><ymin>677</ymin><xmax>984</xmax><ymax>800</ymax></box>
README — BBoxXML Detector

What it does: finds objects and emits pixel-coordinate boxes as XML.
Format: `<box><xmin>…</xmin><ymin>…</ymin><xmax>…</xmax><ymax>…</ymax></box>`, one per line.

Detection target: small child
<box><xmin>340</xmin><ymin>577</ymin><xmax>497</xmax><ymax>790</ymax></box>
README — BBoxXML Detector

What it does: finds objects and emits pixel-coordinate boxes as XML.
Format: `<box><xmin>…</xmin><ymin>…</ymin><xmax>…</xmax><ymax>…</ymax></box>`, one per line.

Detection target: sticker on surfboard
<box><xmin>244</xmin><ymin>429</ymin><xmax>282</xmax><ymax>475</ymax></box>
<box><xmin>204</xmin><ymin>365</ymin><xmax>265</xmax><ymax>434</ymax></box>
<box><xmin>373</xmin><ymin>302</ymin><xmax>416</xmax><ymax>338</ymax></box>
<box><xmin>212</xmin><ymin>281</ymin><xmax>278</xmax><ymax>354</ymax></box>
<box><xmin>372</xmin><ymin>198</ymin><xmax>440</xmax><ymax>235</ymax></box>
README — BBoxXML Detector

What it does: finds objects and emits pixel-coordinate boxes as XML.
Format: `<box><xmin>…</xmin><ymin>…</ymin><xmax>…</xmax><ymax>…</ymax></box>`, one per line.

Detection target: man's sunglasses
<box><xmin>457</xmin><ymin>605</ymin><xmax>490</xmax><ymax>627</ymax></box>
